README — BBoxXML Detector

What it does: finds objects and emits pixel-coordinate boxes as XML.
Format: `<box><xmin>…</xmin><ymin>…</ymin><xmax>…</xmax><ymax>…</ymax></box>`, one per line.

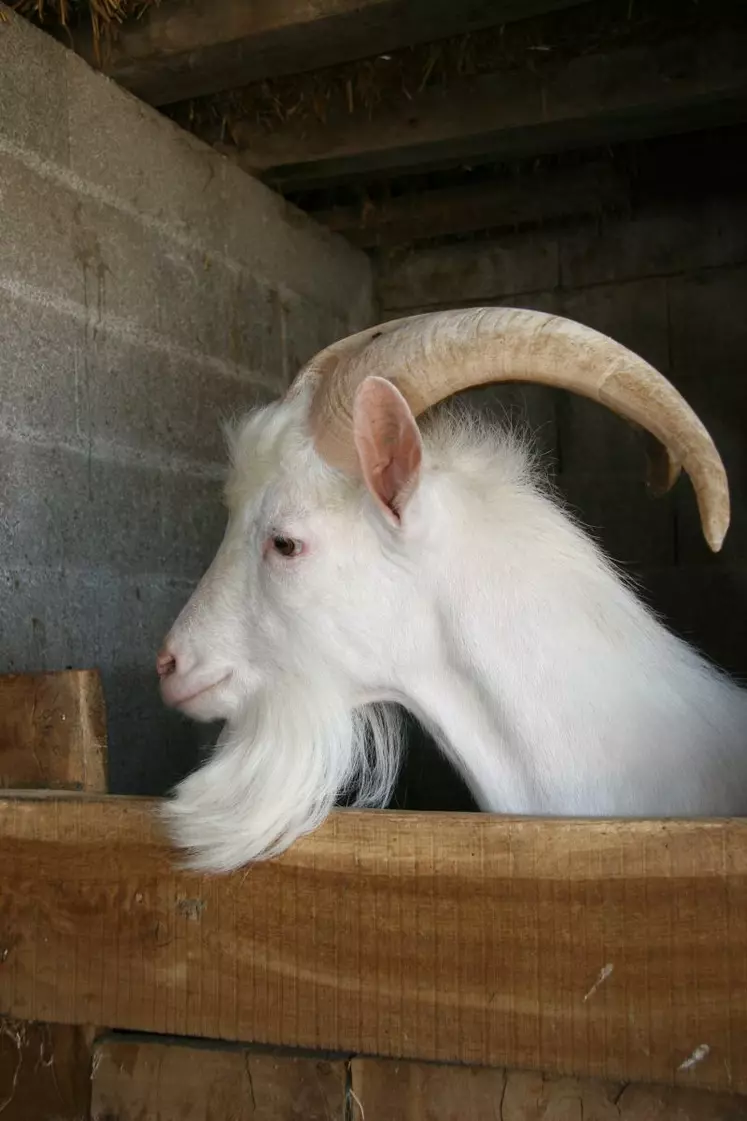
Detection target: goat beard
<box><xmin>160</xmin><ymin>673</ymin><xmax>403</xmax><ymax>873</ymax></box>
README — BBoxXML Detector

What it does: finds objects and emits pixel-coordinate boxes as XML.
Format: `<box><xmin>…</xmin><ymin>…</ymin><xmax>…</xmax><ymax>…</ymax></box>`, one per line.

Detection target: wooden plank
<box><xmin>0</xmin><ymin>671</ymin><xmax>107</xmax><ymax>1121</ymax></box>
<box><xmin>0</xmin><ymin>670</ymin><xmax>107</xmax><ymax>791</ymax></box>
<box><xmin>377</xmin><ymin>194</ymin><xmax>747</xmax><ymax>315</ymax></box>
<box><xmin>2</xmin><ymin>797</ymin><xmax>747</xmax><ymax>1095</ymax></box>
<box><xmin>90</xmin><ymin>1036</ymin><xmax>347</xmax><ymax>1121</ymax></box>
<box><xmin>617</xmin><ymin>1082</ymin><xmax>747</xmax><ymax>1119</ymax></box>
<box><xmin>0</xmin><ymin>1022</ymin><xmax>95</xmax><ymax>1121</ymax></box>
<box><xmin>350</xmin><ymin>1061</ymin><xmax>747</xmax><ymax>1120</ymax></box>
<box><xmin>233</xmin><ymin>27</ymin><xmax>747</xmax><ymax>191</ymax></box>
<box><xmin>311</xmin><ymin>161</ymin><xmax>628</xmax><ymax>248</ymax></box>
<box><xmin>70</xmin><ymin>0</ymin><xmax>592</xmax><ymax>107</ymax></box>
<box><xmin>351</xmin><ymin>1059</ymin><xmax>511</xmax><ymax>1118</ymax></box>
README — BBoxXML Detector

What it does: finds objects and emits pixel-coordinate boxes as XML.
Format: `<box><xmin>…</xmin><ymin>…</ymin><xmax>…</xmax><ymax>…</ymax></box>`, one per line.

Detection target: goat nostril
<box><xmin>156</xmin><ymin>650</ymin><xmax>177</xmax><ymax>678</ymax></box>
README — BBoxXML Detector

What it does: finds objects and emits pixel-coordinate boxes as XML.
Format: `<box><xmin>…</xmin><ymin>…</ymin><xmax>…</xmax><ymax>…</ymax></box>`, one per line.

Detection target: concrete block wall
<box><xmin>0</xmin><ymin>7</ymin><xmax>375</xmax><ymax>794</ymax></box>
<box><xmin>377</xmin><ymin>194</ymin><xmax>747</xmax><ymax>683</ymax></box>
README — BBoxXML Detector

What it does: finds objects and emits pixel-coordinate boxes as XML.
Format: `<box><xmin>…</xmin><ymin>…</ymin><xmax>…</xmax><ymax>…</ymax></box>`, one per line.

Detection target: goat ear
<box><xmin>353</xmin><ymin>376</ymin><xmax>422</xmax><ymax>525</ymax></box>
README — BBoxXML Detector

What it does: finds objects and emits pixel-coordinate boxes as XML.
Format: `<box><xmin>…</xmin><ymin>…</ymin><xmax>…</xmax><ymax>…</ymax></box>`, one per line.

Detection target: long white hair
<box><xmin>162</xmin><ymin>670</ymin><xmax>402</xmax><ymax>871</ymax></box>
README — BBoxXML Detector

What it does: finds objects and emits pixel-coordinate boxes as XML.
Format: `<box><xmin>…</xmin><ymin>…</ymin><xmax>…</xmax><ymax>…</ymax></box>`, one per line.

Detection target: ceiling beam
<box><xmin>309</xmin><ymin>161</ymin><xmax>629</xmax><ymax>248</ymax></box>
<box><xmin>224</xmin><ymin>26</ymin><xmax>747</xmax><ymax>192</ymax></box>
<box><xmin>71</xmin><ymin>0</ymin><xmax>592</xmax><ymax>107</ymax></box>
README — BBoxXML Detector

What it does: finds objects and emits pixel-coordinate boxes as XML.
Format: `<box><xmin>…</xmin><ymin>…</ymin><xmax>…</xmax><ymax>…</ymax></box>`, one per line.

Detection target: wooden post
<box><xmin>0</xmin><ymin>669</ymin><xmax>107</xmax><ymax>1121</ymax></box>
<box><xmin>0</xmin><ymin>670</ymin><xmax>107</xmax><ymax>792</ymax></box>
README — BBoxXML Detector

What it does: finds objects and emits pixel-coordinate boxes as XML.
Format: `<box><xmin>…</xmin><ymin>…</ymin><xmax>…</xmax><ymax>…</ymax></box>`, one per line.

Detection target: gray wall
<box><xmin>377</xmin><ymin>194</ymin><xmax>747</xmax><ymax>687</ymax></box>
<box><xmin>0</xmin><ymin>7</ymin><xmax>375</xmax><ymax>795</ymax></box>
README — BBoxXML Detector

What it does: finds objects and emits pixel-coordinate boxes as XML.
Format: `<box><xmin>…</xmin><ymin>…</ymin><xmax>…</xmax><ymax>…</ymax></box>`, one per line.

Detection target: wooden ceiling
<box><xmin>60</xmin><ymin>0</ymin><xmax>747</xmax><ymax>249</ymax></box>
<box><xmin>69</xmin><ymin>0</ymin><xmax>595</xmax><ymax>105</ymax></box>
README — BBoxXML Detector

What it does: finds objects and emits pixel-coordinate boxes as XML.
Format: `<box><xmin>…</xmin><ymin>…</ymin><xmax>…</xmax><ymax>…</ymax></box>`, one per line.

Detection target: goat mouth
<box><xmin>162</xmin><ymin>673</ymin><xmax>231</xmax><ymax>711</ymax></box>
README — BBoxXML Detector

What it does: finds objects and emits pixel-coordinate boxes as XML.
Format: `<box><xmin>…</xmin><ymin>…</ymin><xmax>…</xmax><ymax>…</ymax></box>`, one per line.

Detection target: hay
<box><xmin>166</xmin><ymin>0</ymin><xmax>716</xmax><ymax>152</ymax></box>
<box><xmin>13</xmin><ymin>0</ymin><xmax>158</xmax><ymax>58</ymax></box>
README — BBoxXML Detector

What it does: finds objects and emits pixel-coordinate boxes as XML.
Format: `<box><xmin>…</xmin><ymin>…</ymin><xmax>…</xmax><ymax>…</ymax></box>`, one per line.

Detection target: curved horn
<box><xmin>290</xmin><ymin>307</ymin><xmax>729</xmax><ymax>552</ymax></box>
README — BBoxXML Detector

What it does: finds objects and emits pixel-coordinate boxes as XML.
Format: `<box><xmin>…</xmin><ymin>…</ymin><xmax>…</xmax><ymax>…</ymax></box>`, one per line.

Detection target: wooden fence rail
<box><xmin>2</xmin><ymin>793</ymin><xmax>747</xmax><ymax>1096</ymax></box>
<box><xmin>3</xmin><ymin>668</ymin><xmax>747</xmax><ymax>1117</ymax></box>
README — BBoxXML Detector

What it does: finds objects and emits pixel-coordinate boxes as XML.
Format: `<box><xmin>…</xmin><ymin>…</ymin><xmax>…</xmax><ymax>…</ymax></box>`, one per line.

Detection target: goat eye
<box><xmin>271</xmin><ymin>535</ymin><xmax>303</xmax><ymax>558</ymax></box>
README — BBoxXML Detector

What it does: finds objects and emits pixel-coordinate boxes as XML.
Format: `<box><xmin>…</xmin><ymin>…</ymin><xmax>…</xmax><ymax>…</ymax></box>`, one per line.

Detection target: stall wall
<box><xmin>378</xmin><ymin>195</ymin><xmax>747</xmax><ymax>681</ymax></box>
<box><xmin>0</xmin><ymin>7</ymin><xmax>375</xmax><ymax>793</ymax></box>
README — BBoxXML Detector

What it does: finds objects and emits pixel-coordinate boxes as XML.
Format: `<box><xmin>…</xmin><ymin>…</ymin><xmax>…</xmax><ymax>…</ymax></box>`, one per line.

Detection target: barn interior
<box><xmin>3</xmin><ymin>1</ymin><xmax>747</xmax><ymax>1117</ymax></box>
<box><xmin>4</xmin><ymin>0</ymin><xmax>746</xmax><ymax>811</ymax></box>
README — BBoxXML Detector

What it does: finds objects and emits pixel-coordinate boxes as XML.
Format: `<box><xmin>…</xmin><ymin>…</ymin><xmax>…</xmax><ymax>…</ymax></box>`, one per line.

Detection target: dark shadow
<box><xmin>102</xmin><ymin>667</ymin><xmax>221</xmax><ymax>796</ymax></box>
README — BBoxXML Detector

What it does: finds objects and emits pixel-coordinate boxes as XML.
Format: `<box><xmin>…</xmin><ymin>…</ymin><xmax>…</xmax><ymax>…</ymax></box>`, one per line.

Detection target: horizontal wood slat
<box><xmin>350</xmin><ymin>1060</ymin><xmax>747</xmax><ymax>1120</ymax></box>
<box><xmin>1</xmin><ymin>796</ymin><xmax>746</xmax><ymax>1095</ymax></box>
<box><xmin>237</xmin><ymin>27</ymin><xmax>747</xmax><ymax>190</ymax></box>
<box><xmin>90</xmin><ymin>1036</ymin><xmax>347</xmax><ymax>1121</ymax></box>
<box><xmin>312</xmin><ymin>161</ymin><xmax>628</xmax><ymax>248</ymax></box>
<box><xmin>69</xmin><ymin>0</ymin><xmax>591</xmax><ymax>106</ymax></box>
<box><xmin>89</xmin><ymin>1042</ymin><xmax>747</xmax><ymax>1119</ymax></box>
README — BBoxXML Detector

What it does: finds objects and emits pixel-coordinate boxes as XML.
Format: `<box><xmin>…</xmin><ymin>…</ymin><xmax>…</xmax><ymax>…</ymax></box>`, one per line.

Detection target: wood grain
<box><xmin>67</xmin><ymin>0</ymin><xmax>590</xmax><ymax>106</ymax></box>
<box><xmin>90</xmin><ymin>1036</ymin><xmax>347</xmax><ymax>1121</ymax></box>
<box><xmin>235</xmin><ymin>27</ymin><xmax>747</xmax><ymax>190</ymax></box>
<box><xmin>350</xmin><ymin>1061</ymin><xmax>747</xmax><ymax>1119</ymax></box>
<box><xmin>0</xmin><ymin>670</ymin><xmax>107</xmax><ymax>1121</ymax></box>
<box><xmin>0</xmin><ymin>670</ymin><xmax>107</xmax><ymax>792</ymax></box>
<box><xmin>1</xmin><ymin>798</ymin><xmax>747</xmax><ymax>1095</ymax></box>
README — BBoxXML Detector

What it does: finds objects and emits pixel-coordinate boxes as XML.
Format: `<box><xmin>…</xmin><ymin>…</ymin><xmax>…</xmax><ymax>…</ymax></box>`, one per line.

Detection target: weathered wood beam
<box><xmin>0</xmin><ymin>670</ymin><xmax>107</xmax><ymax>791</ymax></box>
<box><xmin>310</xmin><ymin>161</ymin><xmax>629</xmax><ymax>248</ymax></box>
<box><xmin>71</xmin><ymin>0</ymin><xmax>593</xmax><ymax>108</ymax></box>
<box><xmin>89</xmin><ymin>1037</ymin><xmax>747</xmax><ymax>1120</ymax></box>
<box><xmin>236</xmin><ymin>27</ymin><xmax>747</xmax><ymax>192</ymax></box>
<box><xmin>91</xmin><ymin>1036</ymin><xmax>348</xmax><ymax>1120</ymax></box>
<box><xmin>351</xmin><ymin>1060</ymin><xmax>747</xmax><ymax>1119</ymax></box>
<box><xmin>2</xmin><ymin>795</ymin><xmax>747</xmax><ymax>1094</ymax></box>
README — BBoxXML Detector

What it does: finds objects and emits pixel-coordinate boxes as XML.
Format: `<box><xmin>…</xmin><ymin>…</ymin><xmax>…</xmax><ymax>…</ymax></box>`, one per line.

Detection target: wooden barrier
<box><xmin>0</xmin><ymin>670</ymin><xmax>107</xmax><ymax>1121</ymax></box>
<box><xmin>3</xmin><ymin>669</ymin><xmax>747</xmax><ymax>1116</ymax></box>
<box><xmin>2</xmin><ymin>795</ymin><xmax>747</xmax><ymax>1097</ymax></box>
<box><xmin>90</xmin><ymin>1036</ymin><xmax>348</xmax><ymax>1121</ymax></box>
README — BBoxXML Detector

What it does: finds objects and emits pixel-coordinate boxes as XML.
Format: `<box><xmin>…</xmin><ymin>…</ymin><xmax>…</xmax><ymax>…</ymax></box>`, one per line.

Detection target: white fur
<box><xmin>160</xmin><ymin>391</ymin><xmax>747</xmax><ymax>872</ymax></box>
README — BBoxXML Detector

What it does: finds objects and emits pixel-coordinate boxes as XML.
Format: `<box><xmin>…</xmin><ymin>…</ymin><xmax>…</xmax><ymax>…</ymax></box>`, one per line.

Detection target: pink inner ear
<box><xmin>353</xmin><ymin>377</ymin><xmax>422</xmax><ymax>524</ymax></box>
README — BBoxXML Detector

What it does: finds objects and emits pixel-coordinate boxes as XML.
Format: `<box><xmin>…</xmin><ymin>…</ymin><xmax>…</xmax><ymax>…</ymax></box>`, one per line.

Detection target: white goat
<box><xmin>157</xmin><ymin>307</ymin><xmax>747</xmax><ymax>872</ymax></box>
